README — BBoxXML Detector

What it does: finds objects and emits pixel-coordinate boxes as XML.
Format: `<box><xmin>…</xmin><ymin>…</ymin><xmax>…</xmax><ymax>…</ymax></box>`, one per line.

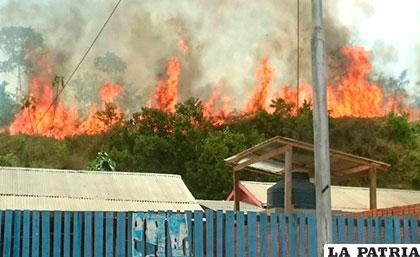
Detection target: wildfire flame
<box><xmin>178</xmin><ymin>37</ymin><xmax>189</xmax><ymax>55</ymax></box>
<box><xmin>153</xmin><ymin>57</ymin><xmax>181</xmax><ymax>113</ymax></box>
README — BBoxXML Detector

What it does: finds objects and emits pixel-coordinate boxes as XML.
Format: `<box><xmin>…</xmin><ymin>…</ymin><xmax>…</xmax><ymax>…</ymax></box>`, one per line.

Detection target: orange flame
<box><xmin>153</xmin><ymin>57</ymin><xmax>181</xmax><ymax>113</ymax></box>
<box><xmin>178</xmin><ymin>37</ymin><xmax>189</xmax><ymax>55</ymax></box>
<box><xmin>244</xmin><ymin>59</ymin><xmax>274</xmax><ymax>114</ymax></box>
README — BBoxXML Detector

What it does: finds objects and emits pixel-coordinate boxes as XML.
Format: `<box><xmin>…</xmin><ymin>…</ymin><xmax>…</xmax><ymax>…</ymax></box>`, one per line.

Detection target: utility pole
<box><xmin>311</xmin><ymin>0</ymin><xmax>332</xmax><ymax>256</ymax></box>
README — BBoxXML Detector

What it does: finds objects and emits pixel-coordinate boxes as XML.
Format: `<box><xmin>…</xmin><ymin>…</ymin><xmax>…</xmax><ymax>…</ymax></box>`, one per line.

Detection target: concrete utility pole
<box><xmin>311</xmin><ymin>0</ymin><xmax>332</xmax><ymax>256</ymax></box>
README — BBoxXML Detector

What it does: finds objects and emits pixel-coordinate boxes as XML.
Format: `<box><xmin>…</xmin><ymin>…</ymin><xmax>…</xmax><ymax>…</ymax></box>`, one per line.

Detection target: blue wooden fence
<box><xmin>0</xmin><ymin>210</ymin><xmax>419</xmax><ymax>257</ymax></box>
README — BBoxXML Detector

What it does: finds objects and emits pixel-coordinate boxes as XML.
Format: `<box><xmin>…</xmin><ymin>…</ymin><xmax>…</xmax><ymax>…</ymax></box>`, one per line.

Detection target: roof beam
<box><xmin>339</xmin><ymin>165</ymin><xmax>371</xmax><ymax>175</ymax></box>
<box><xmin>233</xmin><ymin>145</ymin><xmax>290</xmax><ymax>172</ymax></box>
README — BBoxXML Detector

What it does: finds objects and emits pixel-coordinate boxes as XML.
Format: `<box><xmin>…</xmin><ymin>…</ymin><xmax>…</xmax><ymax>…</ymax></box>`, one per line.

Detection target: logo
<box><xmin>324</xmin><ymin>244</ymin><xmax>420</xmax><ymax>257</ymax></box>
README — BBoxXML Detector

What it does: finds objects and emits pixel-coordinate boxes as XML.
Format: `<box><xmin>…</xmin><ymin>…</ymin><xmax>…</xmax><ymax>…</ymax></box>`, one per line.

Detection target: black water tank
<box><xmin>267</xmin><ymin>170</ymin><xmax>316</xmax><ymax>209</ymax></box>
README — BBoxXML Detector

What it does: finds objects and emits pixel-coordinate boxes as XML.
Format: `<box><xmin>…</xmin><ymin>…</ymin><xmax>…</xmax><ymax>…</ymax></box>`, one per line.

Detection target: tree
<box><xmin>94</xmin><ymin>52</ymin><xmax>126</xmax><ymax>75</ymax></box>
<box><xmin>0</xmin><ymin>26</ymin><xmax>44</xmax><ymax>99</ymax></box>
<box><xmin>0</xmin><ymin>81</ymin><xmax>18</xmax><ymax>126</ymax></box>
<box><xmin>88</xmin><ymin>152</ymin><xmax>116</xmax><ymax>171</ymax></box>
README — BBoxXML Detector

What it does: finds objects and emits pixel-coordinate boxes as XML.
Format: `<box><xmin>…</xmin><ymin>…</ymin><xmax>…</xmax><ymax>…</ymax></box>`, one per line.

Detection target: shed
<box><xmin>225</xmin><ymin>136</ymin><xmax>391</xmax><ymax>211</ymax></box>
<box><xmin>0</xmin><ymin>167</ymin><xmax>202</xmax><ymax>211</ymax></box>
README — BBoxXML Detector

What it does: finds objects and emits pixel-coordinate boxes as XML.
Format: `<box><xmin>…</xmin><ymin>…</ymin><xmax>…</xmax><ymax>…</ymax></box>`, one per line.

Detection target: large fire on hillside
<box><xmin>5</xmin><ymin>46</ymin><xmax>419</xmax><ymax>139</ymax></box>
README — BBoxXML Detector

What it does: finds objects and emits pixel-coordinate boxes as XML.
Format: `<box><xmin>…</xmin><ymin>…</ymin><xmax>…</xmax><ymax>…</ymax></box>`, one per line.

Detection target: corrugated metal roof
<box><xmin>0</xmin><ymin>167</ymin><xmax>202</xmax><ymax>211</ymax></box>
<box><xmin>197</xmin><ymin>199</ymin><xmax>264</xmax><ymax>212</ymax></box>
<box><xmin>240</xmin><ymin>181</ymin><xmax>420</xmax><ymax>212</ymax></box>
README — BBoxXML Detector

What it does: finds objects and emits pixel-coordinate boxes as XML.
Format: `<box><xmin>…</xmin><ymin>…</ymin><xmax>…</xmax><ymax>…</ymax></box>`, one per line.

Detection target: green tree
<box><xmin>0</xmin><ymin>81</ymin><xmax>18</xmax><ymax>126</ymax></box>
<box><xmin>94</xmin><ymin>52</ymin><xmax>126</xmax><ymax>75</ymax></box>
<box><xmin>88</xmin><ymin>152</ymin><xmax>116</xmax><ymax>171</ymax></box>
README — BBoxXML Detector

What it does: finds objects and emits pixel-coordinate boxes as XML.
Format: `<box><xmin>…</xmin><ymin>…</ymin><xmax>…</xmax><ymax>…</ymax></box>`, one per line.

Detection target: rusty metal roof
<box><xmin>225</xmin><ymin>136</ymin><xmax>390</xmax><ymax>181</ymax></box>
<box><xmin>0</xmin><ymin>167</ymin><xmax>202</xmax><ymax>211</ymax></box>
<box><xmin>197</xmin><ymin>199</ymin><xmax>264</xmax><ymax>212</ymax></box>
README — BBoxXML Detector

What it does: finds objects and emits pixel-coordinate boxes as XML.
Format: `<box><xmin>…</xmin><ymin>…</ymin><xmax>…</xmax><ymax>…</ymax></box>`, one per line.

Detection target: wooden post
<box><xmin>284</xmin><ymin>146</ymin><xmax>293</xmax><ymax>213</ymax></box>
<box><xmin>233</xmin><ymin>170</ymin><xmax>240</xmax><ymax>211</ymax></box>
<box><xmin>369</xmin><ymin>166</ymin><xmax>377</xmax><ymax>210</ymax></box>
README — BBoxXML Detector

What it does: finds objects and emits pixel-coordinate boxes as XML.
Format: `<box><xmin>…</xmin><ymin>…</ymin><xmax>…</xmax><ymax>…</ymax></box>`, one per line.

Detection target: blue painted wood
<box><xmin>84</xmin><ymin>212</ymin><xmax>93</xmax><ymax>257</ymax></box>
<box><xmin>63</xmin><ymin>212</ymin><xmax>71</xmax><ymax>257</ymax></box>
<box><xmin>410</xmin><ymin>217</ymin><xmax>418</xmax><ymax>243</ymax></box>
<box><xmin>105</xmin><ymin>212</ymin><xmax>114</xmax><ymax>257</ymax></box>
<box><xmin>73</xmin><ymin>212</ymin><xmax>82</xmax><ymax>257</ymax></box>
<box><xmin>384</xmin><ymin>217</ymin><xmax>393</xmax><ymax>243</ymax></box>
<box><xmin>270</xmin><ymin>213</ymin><xmax>278</xmax><ymax>257</ymax></box>
<box><xmin>41</xmin><ymin>212</ymin><xmax>50</xmax><ymax>257</ymax></box>
<box><xmin>394</xmin><ymin>218</ymin><xmax>401</xmax><ymax>243</ymax></box>
<box><xmin>194</xmin><ymin>211</ymin><xmax>204</xmax><ymax>257</ymax></box>
<box><xmin>403</xmin><ymin>218</ymin><xmax>410</xmax><ymax>243</ymax></box>
<box><xmin>145</xmin><ymin>212</ymin><xmax>166</xmax><ymax>257</ymax></box>
<box><xmin>347</xmin><ymin>217</ymin><xmax>354</xmax><ymax>243</ymax></box>
<box><xmin>374</xmin><ymin>217</ymin><xmax>381</xmax><ymax>243</ymax></box>
<box><xmin>116</xmin><ymin>212</ymin><xmax>126</xmax><ymax>257</ymax></box>
<box><xmin>166</xmin><ymin>211</ymin><xmax>173</xmax><ymax>257</ymax></box>
<box><xmin>186</xmin><ymin>211</ymin><xmax>193</xmax><ymax>255</ymax></box>
<box><xmin>205</xmin><ymin>210</ymin><xmax>214</xmax><ymax>257</ymax></box>
<box><xmin>225</xmin><ymin>211</ymin><xmax>234</xmax><ymax>257</ymax></box>
<box><xmin>357</xmin><ymin>217</ymin><xmax>364</xmax><ymax>243</ymax></box>
<box><xmin>13</xmin><ymin>210</ymin><xmax>21</xmax><ymax>257</ymax></box>
<box><xmin>3</xmin><ymin>210</ymin><xmax>13</xmax><ymax>257</ymax></box>
<box><xmin>94</xmin><ymin>212</ymin><xmax>104</xmax><ymax>257</ymax></box>
<box><xmin>247</xmin><ymin>212</ymin><xmax>257</xmax><ymax>257</ymax></box>
<box><xmin>31</xmin><ymin>211</ymin><xmax>41</xmax><ymax>257</ymax></box>
<box><xmin>299</xmin><ymin>215</ymin><xmax>306</xmax><ymax>257</ymax></box>
<box><xmin>337</xmin><ymin>216</ymin><xmax>345</xmax><ymax>243</ymax></box>
<box><xmin>289</xmin><ymin>215</ymin><xmax>297</xmax><ymax>257</ymax></box>
<box><xmin>132</xmin><ymin>212</ymin><xmax>145</xmax><ymax>257</ymax></box>
<box><xmin>53</xmin><ymin>212</ymin><xmax>62</xmax><ymax>257</ymax></box>
<box><xmin>236</xmin><ymin>211</ymin><xmax>245</xmax><ymax>257</ymax></box>
<box><xmin>216</xmin><ymin>211</ymin><xmax>223</xmax><ymax>257</ymax></box>
<box><xmin>22</xmin><ymin>210</ymin><xmax>31</xmax><ymax>257</ymax></box>
<box><xmin>278</xmin><ymin>214</ymin><xmax>286</xmax><ymax>257</ymax></box>
<box><xmin>127</xmin><ymin>212</ymin><xmax>133</xmax><ymax>257</ymax></box>
<box><xmin>260</xmin><ymin>212</ymin><xmax>267</xmax><ymax>257</ymax></box>
<box><xmin>332</xmin><ymin>216</ymin><xmax>337</xmax><ymax>243</ymax></box>
<box><xmin>367</xmin><ymin>218</ymin><xmax>373</xmax><ymax>244</ymax></box>
<box><xmin>0</xmin><ymin>211</ymin><xmax>2</xmax><ymax>246</ymax></box>
<box><xmin>308</xmin><ymin>214</ymin><xmax>317</xmax><ymax>257</ymax></box>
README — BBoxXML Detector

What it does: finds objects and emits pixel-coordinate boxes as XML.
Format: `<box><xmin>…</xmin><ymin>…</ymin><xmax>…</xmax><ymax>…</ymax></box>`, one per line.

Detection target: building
<box><xmin>226</xmin><ymin>180</ymin><xmax>420</xmax><ymax>213</ymax></box>
<box><xmin>0</xmin><ymin>167</ymin><xmax>202</xmax><ymax>211</ymax></box>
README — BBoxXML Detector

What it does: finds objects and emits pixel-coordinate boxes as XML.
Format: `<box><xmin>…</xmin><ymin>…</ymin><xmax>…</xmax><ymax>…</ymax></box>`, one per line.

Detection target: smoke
<box><xmin>0</xmin><ymin>0</ymin><xmax>372</xmax><ymax>112</ymax></box>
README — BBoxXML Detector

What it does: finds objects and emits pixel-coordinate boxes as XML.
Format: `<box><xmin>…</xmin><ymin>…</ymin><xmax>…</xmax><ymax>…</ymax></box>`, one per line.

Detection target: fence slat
<box><xmin>375</xmin><ymin>217</ymin><xmax>381</xmax><ymax>243</ymax></box>
<box><xmin>289</xmin><ymin>215</ymin><xmax>297</xmax><ymax>257</ymax></box>
<box><xmin>0</xmin><ymin>211</ymin><xmax>2</xmax><ymax>249</ymax></box>
<box><xmin>410</xmin><ymin>217</ymin><xmax>418</xmax><ymax>243</ymax></box>
<box><xmin>3</xmin><ymin>210</ymin><xmax>13</xmax><ymax>257</ymax></box>
<box><xmin>127</xmin><ymin>212</ymin><xmax>133</xmax><ymax>257</ymax></box>
<box><xmin>299</xmin><ymin>215</ymin><xmax>306</xmax><ymax>257</ymax></box>
<box><xmin>13</xmin><ymin>210</ymin><xmax>21</xmax><ymax>257</ymax></box>
<box><xmin>403</xmin><ymin>218</ymin><xmax>410</xmax><ymax>243</ymax></box>
<box><xmin>225</xmin><ymin>211</ymin><xmax>234</xmax><ymax>257</ymax></box>
<box><xmin>357</xmin><ymin>217</ymin><xmax>364</xmax><ymax>243</ymax></box>
<box><xmin>166</xmin><ymin>211</ymin><xmax>173</xmax><ymax>257</ymax></box>
<box><xmin>132</xmin><ymin>212</ymin><xmax>145</xmax><ymax>257</ymax></box>
<box><xmin>94</xmin><ymin>212</ymin><xmax>104</xmax><ymax>257</ymax></box>
<box><xmin>206</xmin><ymin>210</ymin><xmax>214</xmax><ymax>257</ymax></box>
<box><xmin>83</xmin><ymin>212</ymin><xmax>93</xmax><ymax>257</ymax></box>
<box><xmin>53</xmin><ymin>212</ymin><xmax>62</xmax><ymax>257</ymax></box>
<box><xmin>385</xmin><ymin>218</ymin><xmax>393</xmax><ymax>243</ymax></box>
<box><xmin>73</xmin><ymin>212</ymin><xmax>82</xmax><ymax>257</ymax></box>
<box><xmin>394</xmin><ymin>217</ymin><xmax>401</xmax><ymax>243</ymax></box>
<box><xmin>260</xmin><ymin>213</ymin><xmax>268</xmax><ymax>257</ymax></box>
<box><xmin>116</xmin><ymin>212</ymin><xmax>126</xmax><ymax>257</ymax></box>
<box><xmin>194</xmin><ymin>211</ymin><xmax>204</xmax><ymax>257</ymax></box>
<box><xmin>332</xmin><ymin>216</ymin><xmax>337</xmax><ymax>244</ymax></box>
<box><xmin>22</xmin><ymin>210</ymin><xmax>31</xmax><ymax>257</ymax></box>
<box><xmin>216</xmin><ymin>211</ymin><xmax>223</xmax><ymax>257</ymax></box>
<box><xmin>186</xmin><ymin>211</ymin><xmax>193</xmax><ymax>255</ymax></box>
<box><xmin>63</xmin><ymin>212</ymin><xmax>71</xmax><ymax>257</ymax></box>
<box><xmin>248</xmin><ymin>212</ymin><xmax>257</xmax><ymax>257</ymax></box>
<box><xmin>279</xmin><ymin>214</ymin><xmax>286</xmax><ymax>257</ymax></box>
<box><xmin>41</xmin><ymin>212</ymin><xmax>50</xmax><ymax>257</ymax></box>
<box><xmin>308</xmin><ymin>214</ymin><xmax>316</xmax><ymax>257</ymax></box>
<box><xmin>337</xmin><ymin>216</ymin><xmax>345</xmax><ymax>243</ymax></box>
<box><xmin>347</xmin><ymin>217</ymin><xmax>354</xmax><ymax>244</ymax></box>
<box><xmin>367</xmin><ymin>218</ymin><xmax>373</xmax><ymax>244</ymax></box>
<box><xmin>105</xmin><ymin>212</ymin><xmax>114</xmax><ymax>257</ymax></box>
<box><xmin>270</xmin><ymin>213</ymin><xmax>278</xmax><ymax>257</ymax></box>
<box><xmin>236</xmin><ymin>211</ymin><xmax>245</xmax><ymax>257</ymax></box>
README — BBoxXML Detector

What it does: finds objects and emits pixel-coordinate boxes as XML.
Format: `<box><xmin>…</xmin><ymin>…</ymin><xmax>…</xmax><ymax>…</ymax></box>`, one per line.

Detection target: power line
<box><xmin>296</xmin><ymin>0</ymin><xmax>300</xmax><ymax>107</ymax></box>
<box><xmin>32</xmin><ymin>0</ymin><xmax>123</xmax><ymax>132</ymax></box>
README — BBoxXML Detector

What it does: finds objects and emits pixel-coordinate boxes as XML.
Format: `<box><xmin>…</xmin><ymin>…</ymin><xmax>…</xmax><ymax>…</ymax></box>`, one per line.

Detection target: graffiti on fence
<box><xmin>168</xmin><ymin>213</ymin><xmax>190</xmax><ymax>257</ymax></box>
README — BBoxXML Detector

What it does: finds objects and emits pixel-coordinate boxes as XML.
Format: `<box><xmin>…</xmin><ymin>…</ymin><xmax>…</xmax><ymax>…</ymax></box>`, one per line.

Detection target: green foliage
<box><xmin>88</xmin><ymin>152</ymin><xmax>116</xmax><ymax>171</ymax></box>
<box><xmin>1</xmin><ymin>97</ymin><xmax>419</xmax><ymax>199</ymax></box>
<box><xmin>94</xmin><ymin>52</ymin><xmax>126</xmax><ymax>74</ymax></box>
